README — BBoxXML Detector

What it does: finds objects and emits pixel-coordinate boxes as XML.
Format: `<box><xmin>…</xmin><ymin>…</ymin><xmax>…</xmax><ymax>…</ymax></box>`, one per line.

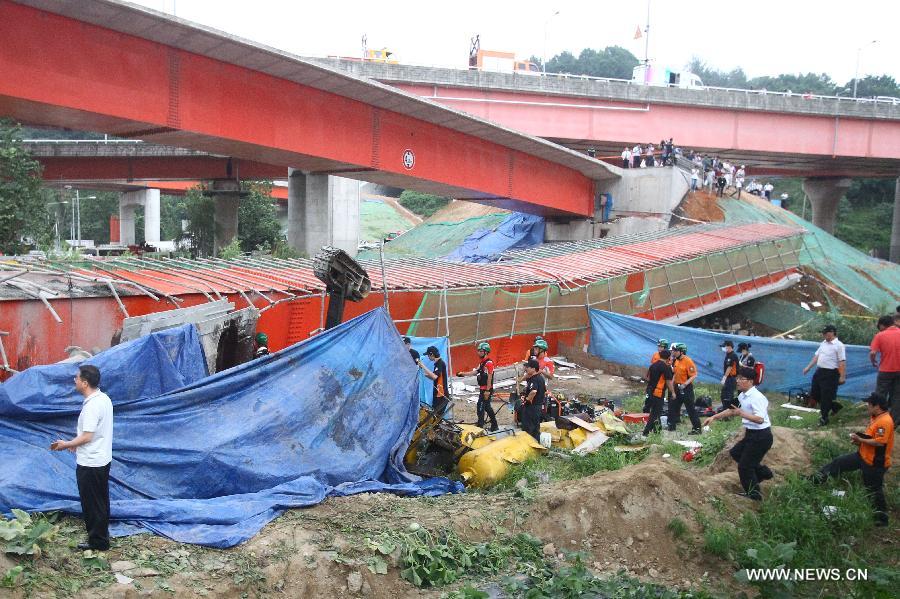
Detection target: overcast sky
<box><xmin>135</xmin><ymin>0</ymin><xmax>899</xmax><ymax>86</ymax></box>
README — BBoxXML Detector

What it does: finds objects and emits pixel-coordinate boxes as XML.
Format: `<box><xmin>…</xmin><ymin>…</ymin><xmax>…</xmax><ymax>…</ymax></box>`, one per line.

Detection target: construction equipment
<box><xmin>312</xmin><ymin>246</ymin><xmax>371</xmax><ymax>330</ymax></box>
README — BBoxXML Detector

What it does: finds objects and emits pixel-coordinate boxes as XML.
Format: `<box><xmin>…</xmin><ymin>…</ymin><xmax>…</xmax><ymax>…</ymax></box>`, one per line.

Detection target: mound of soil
<box><xmin>426</xmin><ymin>200</ymin><xmax>508</xmax><ymax>224</ymax></box>
<box><xmin>675</xmin><ymin>190</ymin><xmax>724</xmax><ymax>223</ymax></box>
<box><xmin>708</xmin><ymin>425</ymin><xmax>811</xmax><ymax>475</ymax></box>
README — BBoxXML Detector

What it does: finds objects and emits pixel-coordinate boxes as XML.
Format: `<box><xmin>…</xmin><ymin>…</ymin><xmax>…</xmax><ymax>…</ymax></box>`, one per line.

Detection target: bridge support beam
<box><xmin>118</xmin><ymin>189</ymin><xmax>160</xmax><ymax>246</ymax></box>
<box><xmin>208</xmin><ymin>179</ymin><xmax>241</xmax><ymax>255</ymax></box>
<box><xmin>891</xmin><ymin>177</ymin><xmax>900</xmax><ymax>264</ymax></box>
<box><xmin>288</xmin><ymin>169</ymin><xmax>360</xmax><ymax>257</ymax></box>
<box><xmin>802</xmin><ymin>178</ymin><xmax>851</xmax><ymax>234</ymax></box>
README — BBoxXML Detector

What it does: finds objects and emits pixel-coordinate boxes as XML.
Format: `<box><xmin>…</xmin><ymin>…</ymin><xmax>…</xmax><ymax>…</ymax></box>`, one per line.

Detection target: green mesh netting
<box><xmin>719</xmin><ymin>196</ymin><xmax>900</xmax><ymax>309</ymax></box>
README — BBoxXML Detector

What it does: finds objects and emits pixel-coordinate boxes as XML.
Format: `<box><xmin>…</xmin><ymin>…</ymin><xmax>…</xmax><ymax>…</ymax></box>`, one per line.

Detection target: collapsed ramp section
<box><xmin>407</xmin><ymin>222</ymin><xmax>805</xmax><ymax>347</ymax></box>
<box><xmin>0</xmin><ymin>309</ymin><xmax>461</xmax><ymax>548</ymax></box>
<box><xmin>719</xmin><ymin>194</ymin><xmax>900</xmax><ymax>308</ymax></box>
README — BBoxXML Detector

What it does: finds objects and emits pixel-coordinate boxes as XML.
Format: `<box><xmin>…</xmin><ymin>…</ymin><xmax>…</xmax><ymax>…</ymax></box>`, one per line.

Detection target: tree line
<box><xmin>528</xmin><ymin>47</ymin><xmax>899</xmax><ymax>98</ymax></box>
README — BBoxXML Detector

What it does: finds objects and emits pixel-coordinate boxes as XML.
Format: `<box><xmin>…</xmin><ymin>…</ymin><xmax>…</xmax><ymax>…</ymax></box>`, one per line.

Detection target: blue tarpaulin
<box><xmin>444</xmin><ymin>213</ymin><xmax>544</xmax><ymax>263</ymax></box>
<box><xmin>588</xmin><ymin>309</ymin><xmax>877</xmax><ymax>398</ymax></box>
<box><xmin>1</xmin><ymin>309</ymin><xmax>461</xmax><ymax>547</ymax></box>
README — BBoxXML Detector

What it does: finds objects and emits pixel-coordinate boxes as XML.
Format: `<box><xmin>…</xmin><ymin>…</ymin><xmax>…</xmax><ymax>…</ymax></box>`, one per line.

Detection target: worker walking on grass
<box><xmin>810</xmin><ymin>393</ymin><xmax>894</xmax><ymax>526</ymax></box>
<box><xmin>50</xmin><ymin>365</ymin><xmax>114</xmax><ymax>551</ymax></box>
<box><xmin>719</xmin><ymin>340</ymin><xmax>740</xmax><ymax>410</ymax></box>
<box><xmin>644</xmin><ymin>349</ymin><xmax>675</xmax><ymax>436</ymax></box>
<box><xmin>457</xmin><ymin>342</ymin><xmax>498</xmax><ymax>431</ymax></box>
<box><xmin>802</xmin><ymin>324</ymin><xmax>846</xmax><ymax>426</ymax></box>
<box><xmin>703</xmin><ymin>366</ymin><xmax>773</xmax><ymax>501</ymax></box>
<box><xmin>870</xmin><ymin>315</ymin><xmax>900</xmax><ymax>427</ymax></box>
<box><xmin>420</xmin><ymin>346</ymin><xmax>450</xmax><ymax>416</ymax></box>
<box><xmin>669</xmin><ymin>343</ymin><xmax>702</xmax><ymax>435</ymax></box>
<box><xmin>521</xmin><ymin>359</ymin><xmax>546</xmax><ymax>441</ymax></box>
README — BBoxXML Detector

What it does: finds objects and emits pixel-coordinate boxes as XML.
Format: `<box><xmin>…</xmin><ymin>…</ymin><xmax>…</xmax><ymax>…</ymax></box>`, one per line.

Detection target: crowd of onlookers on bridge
<box><xmin>616</xmin><ymin>142</ymin><xmax>788</xmax><ymax>206</ymax></box>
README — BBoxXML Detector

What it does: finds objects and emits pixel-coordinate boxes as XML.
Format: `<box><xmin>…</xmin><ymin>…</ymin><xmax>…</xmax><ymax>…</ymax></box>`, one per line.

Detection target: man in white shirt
<box><xmin>621</xmin><ymin>147</ymin><xmax>631</xmax><ymax>169</ymax></box>
<box><xmin>51</xmin><ymin>365</ymin><xmax>114</xmax><ymax>551</ymax></box>
<box><xmin>803</xmin><ymin>324</ymin><xmax>846</xmax><ymax>426</ymax></box>
<box><xmin>704</xmin><ymin>366</ymin><xmax>773</xmax><ymax>500</ymax></box>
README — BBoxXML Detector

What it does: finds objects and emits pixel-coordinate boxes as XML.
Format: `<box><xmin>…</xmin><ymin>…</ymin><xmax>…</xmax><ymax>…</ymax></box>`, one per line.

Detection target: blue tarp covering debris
<box><xmin>444</xmin><ymin>213</ymin><xmax>545</xmax><ymax>263</ymax></box>
<box><xmin>1</xmin><ymin>309</ymin><xmax>462</xmax><ymax>548</ymax></box>
<box><xmin>588</xmin><ymin>309</ymin><xmax>877</xmax><ymax>398</ymax></box>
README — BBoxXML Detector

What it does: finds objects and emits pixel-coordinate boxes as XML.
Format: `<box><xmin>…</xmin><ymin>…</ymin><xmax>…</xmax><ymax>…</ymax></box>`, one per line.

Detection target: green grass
<box><xmin>695</xmin><ymin>434</ymin><xmax>900</xmax><ymax>598</ymax></box>
<box><xmin>666</xmin><ymin>517</ymin><xmax>689</xmax><ymax>541</ymax></box>
<box><xmin>487</xmin><ymin>441</ymin><xmax>649</xmax><ymax>493</ymax></box>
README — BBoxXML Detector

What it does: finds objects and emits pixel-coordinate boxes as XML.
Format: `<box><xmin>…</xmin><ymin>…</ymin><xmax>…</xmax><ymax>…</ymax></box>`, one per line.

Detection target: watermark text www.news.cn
<box><xmin>744</xmin><ymin>568</ymin><xmax>868</xmax><ymax>582</ymax></box>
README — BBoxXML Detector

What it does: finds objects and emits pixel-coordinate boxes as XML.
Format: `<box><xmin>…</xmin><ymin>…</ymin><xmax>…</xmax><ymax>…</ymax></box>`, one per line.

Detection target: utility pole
<box><xmin>644</xmin><ymin>0</ymin><xmax>651</xmax><ymax>65</ymax></box>
<box><xmin>852</xmin><ymin>40</ymin><xmax>878</xmax><ymax>98</ymax></box>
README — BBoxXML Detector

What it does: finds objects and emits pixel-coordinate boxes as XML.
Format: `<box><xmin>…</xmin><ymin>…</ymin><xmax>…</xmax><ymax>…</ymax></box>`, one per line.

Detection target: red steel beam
<box><xmin>0</xmin><ymin>2</ymin><xmax>594</xmax><ymax>217</ymax></box>
<box><xmin>37</xmin><ymin>156</ymin><xmax>287</xmax><ymax>182</ymax></box>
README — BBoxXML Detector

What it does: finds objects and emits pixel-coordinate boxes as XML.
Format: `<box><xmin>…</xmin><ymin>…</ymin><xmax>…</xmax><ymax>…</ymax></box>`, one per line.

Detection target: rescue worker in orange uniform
<box><xmin>457</xmin><ymin>342</ymin><xmax>498</xmax><ymax>431</ymax></box>
<box><xmin>812</xmin><ymin>393</ymin><xmax>894</xmax><ymax>526</ymax></box>
<box><xmin>419</xmin><ymin>346</ymin><xmax>449</xmax><ymax>416</ymax></box>
<box><xmin>669</xmin><ymin>343</ymin><xmax>702</xmax><ymax>434</ymax></box>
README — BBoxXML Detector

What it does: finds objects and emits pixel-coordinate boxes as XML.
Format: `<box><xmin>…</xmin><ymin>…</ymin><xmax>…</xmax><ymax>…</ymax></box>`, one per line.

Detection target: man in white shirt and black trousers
<box><xmin>704</xmin><ymin>366</ymin><xmax>773</xmax><ymax>500</ymax></box>
<box><xmin>51</xmin><ymin>365</ymin><xmax>114</xmax><ymax>551</ymax></box>
<box><xmin>802</xmin><ymin>324</ymin><xmax>846</xmax><ymax>426</ymax></box>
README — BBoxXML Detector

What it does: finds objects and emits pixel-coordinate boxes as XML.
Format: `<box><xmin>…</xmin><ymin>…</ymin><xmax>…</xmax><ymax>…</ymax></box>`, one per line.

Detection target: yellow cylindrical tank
<box><xmin>457</xmin><ymin>424</ymin><xmax>495</xmax><ymax>450</ymax></box>
<box><xmin>458</xmin><ymin>431</ymin><xmax>547</xmax><ymax>488</ymax></box>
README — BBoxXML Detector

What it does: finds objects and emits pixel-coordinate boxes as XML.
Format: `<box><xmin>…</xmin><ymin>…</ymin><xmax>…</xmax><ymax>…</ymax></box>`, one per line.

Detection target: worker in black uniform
<box><xmin>419</xmin><ymin>346</ymin><xmax>450</xmax><ymax>416</ymax></box>
<box><xmin>644</xmin><ymin>349</ymin><xmax>676</xmax><ymax>436</ymax></box>
<box><xmin>520</xmin><ymin>359</ymin><xmax>545</xmax><ymax>441</ymax></box>
<box><xmin>457</xmin><ymin>342</ymin><xmax>498</xmax><ymax>431</ymax></box>
<box><xmin>404</xmin><ymin>336</ymin><xmax>420</xmax><ymax>364</ymax></box>
<box><xmin>719</xmin><ymin>340</ymin><xmax>739</xmax><ymax>410</ymax></box>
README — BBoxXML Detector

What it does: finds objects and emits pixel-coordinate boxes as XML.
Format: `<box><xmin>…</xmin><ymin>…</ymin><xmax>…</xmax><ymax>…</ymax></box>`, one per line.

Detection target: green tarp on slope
<box><xmin>719</xmin><ymin>197</ymin><xmax>900</xmax><ymax>309</ymax></box>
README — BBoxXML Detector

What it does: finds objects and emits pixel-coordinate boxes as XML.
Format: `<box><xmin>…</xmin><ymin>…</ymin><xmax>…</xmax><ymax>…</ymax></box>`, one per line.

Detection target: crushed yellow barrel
<box><xmin>458</xmin><ymin>431</ymin><xmax>547</xmax><ymax>488</ymax></box>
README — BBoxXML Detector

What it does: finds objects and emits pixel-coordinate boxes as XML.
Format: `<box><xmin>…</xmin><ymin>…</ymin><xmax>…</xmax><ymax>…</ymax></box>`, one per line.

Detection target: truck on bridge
<box><xmin>632</xmin><ymin>64</ymin><xmax>703</xmax><ymax>89</ymax></box>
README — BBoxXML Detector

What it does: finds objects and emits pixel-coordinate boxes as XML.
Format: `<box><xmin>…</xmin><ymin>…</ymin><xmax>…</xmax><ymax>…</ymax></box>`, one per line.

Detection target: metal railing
<box><xmin>317</xmin><ymin>57</ymin><xmax>900</xmax><ymax>107</ymax></box>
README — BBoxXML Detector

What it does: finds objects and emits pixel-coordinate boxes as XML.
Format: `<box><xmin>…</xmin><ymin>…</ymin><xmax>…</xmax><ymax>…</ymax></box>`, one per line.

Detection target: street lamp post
<box><xmin>852</xmin><ymin>39</ymin><xmax>878</xmax><ymax>98</ymax></box>
<box><xmin>46</xmin><ymin>201</ymin><xmax>69</xmax><ymax>252</ymax></box>
<box><xmin>542</xmin><ymin>10</ymin><xmax>560</xmax><ymax>75</ymax></box>
<box><xmin>64</xmin><ymin>186</ymin><xmax>97</xmax><ymax>248</ymax></box>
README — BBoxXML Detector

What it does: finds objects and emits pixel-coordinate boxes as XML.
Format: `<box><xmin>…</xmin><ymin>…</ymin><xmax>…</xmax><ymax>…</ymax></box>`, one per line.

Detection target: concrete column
<box><xmin>287</xmin><ymin>170</ymin><xmax>360</xmax><ymax>257</ymax></box>
<box><xmin>118</xmin><ymin>193</ymin><xmax>137</xmax><ymax>246</ymax></box>
<box><xmin>210</xmin><ymin>179</ymin><xmax>241</xmax><ymax>254</ymax></box>
<box><xmin>801</xmin><ymin>178</ymin><xmax>851</xmax><ymax>234</ymax></box>
<box><xmin>891</xmin><ymin>177</ymin><xmax>900</xmax><ymax>264</ymax></box>
<box><xmin>143</xmin><ymin>188</ymin><xmax>161</xmax><ymax>244</ymax></box>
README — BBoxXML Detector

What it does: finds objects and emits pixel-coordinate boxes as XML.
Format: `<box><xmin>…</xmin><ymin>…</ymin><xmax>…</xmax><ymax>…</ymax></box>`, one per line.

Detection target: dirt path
<box><xmin>362</xmin><ymin>193</ymin><xmax>423</xmax><ymax>227</ymax></box>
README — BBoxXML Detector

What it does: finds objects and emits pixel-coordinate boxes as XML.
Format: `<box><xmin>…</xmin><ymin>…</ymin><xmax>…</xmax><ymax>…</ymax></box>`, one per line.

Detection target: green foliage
<box><xmin>183</xmin><ymin>186</ymin><xmax>216</xmax><ymax>257</ymax></box>
<box><xmin>489</xmin><ymin>441</ymin><xmax>648</xmax><ymax>492</ymax></box>
<box><xmin>369</xmin><ymin>527</ymin><xmax>544</xmax><ymax>588</ymax></box>
<box><xmin>794</xmin><ymin>309</ymin><xmax>879</xmax><ymax>346</ymax></box>
<box><xmin>237</xmin><ymin>181</ymin><xmax>283</xmax><ymax>253</ymax></box>
<box><xmin>218</xmin><ymin>237</ymin><xmax>243</xmax><ymax>259</ymax></box>
<box><xmin>697</xmin><ymin>446</ymin><xmax>900</xmax><ymax>597</ymax></box>
<box><xmin>544</xmin><ymin>46</ymin><xmax>639</xmax><ymax>79</ymax></box>
<box><xmin>0</xmin><ymin>120</ymin><xmax>48</xmax><ymax>254</ymax></box>
<box><xmin>398</xmin><ymin>190</ymin><xmax>450</xmax><ymax>218</ymax></box>
<box><xmin>503</xmin><ymin>553</ymin><xmax>706</xmax><ymax>599</ymax></box>
<box><xmin>445</xmin><ymin>585</ymin><xmax>489</xmax><ymax>599</ymax></box>
<box><xmin>666</xmin><ymin>517</ymin><xmax>688</xmax><ymax>541</ymax></box>
<box><xmin>0</xmin><ymin>509</ymin><xmax>58</xmax><ymax>557</ymax></box>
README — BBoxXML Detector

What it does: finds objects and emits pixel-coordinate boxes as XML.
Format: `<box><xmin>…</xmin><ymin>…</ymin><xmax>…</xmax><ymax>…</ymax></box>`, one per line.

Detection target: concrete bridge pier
<box><xmin>203</xmin><ymin>179</ymin><xmax>242</xmax><ymax>254</ymax></box>
<box><xmin>118</xmin><ymin>189</ymin><xmax>160</xmax><ymax>246</ymax></box>
<box><xmin>891</xmin><ymin>177</ymin><xmax>900</xmax><ymax>264</ymax></box>
<box><xmin>802</xmin><ymin>178</ymin><xmax>851</xmax><ymax>234</ymax></box>
<box><xmin>288</xmin><ymin>169</ymin><xmax>360</xmax><ymax>257</ymax></box>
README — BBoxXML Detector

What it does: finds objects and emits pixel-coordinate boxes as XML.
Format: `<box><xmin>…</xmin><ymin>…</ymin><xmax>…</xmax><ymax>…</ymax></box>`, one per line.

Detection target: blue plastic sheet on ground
<box><xmin>444</xmin><ymin>212</ymin><xmax>544</xmax><ymax>263</ymax></box>
<box><xmin>588</xmin><ymin>309</ymin><xmax>877</xmax><ymax>398</ymax></box>
<box><xmin>1</xmin><ymin>309</ymin><xmax>462</xmax><ymax>547</ymax></box>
